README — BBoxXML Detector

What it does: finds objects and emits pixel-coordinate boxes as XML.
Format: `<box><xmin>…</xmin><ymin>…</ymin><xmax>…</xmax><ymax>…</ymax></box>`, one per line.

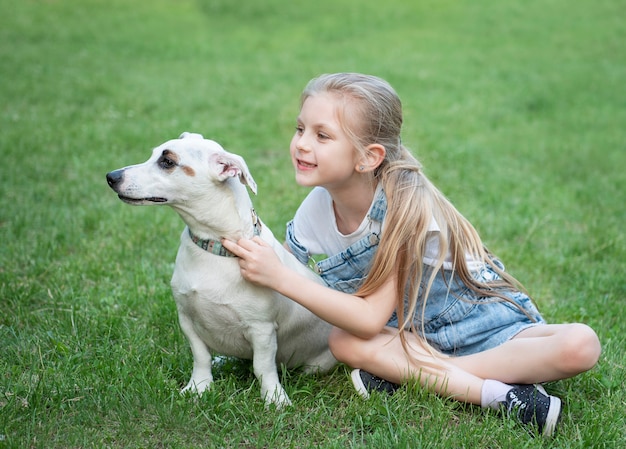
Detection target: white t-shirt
<box><xmin>291</xmin><ymin>186</ymin><xmax>464</xmax><ymax>269</ymax></box>
<box><xmin>291</xmin><ymin>186</ymin><xmax>381</xmax><ymax>257</ymax></box>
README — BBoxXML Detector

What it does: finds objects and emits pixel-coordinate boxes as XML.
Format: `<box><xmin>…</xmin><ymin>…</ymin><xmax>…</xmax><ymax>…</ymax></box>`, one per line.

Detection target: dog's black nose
<box><xmin>106</xmin><ymin>170</ymin><xmax>124</xmax><ymax>189</ymax></box>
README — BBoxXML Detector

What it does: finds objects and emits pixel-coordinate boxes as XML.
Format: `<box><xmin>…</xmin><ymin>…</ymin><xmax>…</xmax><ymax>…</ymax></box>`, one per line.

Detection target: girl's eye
<box><xmin>318</xmin><ymin>133</ymin><xmax>329</xmax><ymax>140</ymax></box>
<box><xmin>295</xmin><ymin>126</ymin><xmax>304</xmax><ymax>134</ymax></box>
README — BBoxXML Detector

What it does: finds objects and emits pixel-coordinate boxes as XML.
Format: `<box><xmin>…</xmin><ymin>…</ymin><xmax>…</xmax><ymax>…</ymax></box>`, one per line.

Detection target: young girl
<box><xmin>222</xmin><ymin>73</ymin><xmax>601</xmax><ymax>437</ymax></box>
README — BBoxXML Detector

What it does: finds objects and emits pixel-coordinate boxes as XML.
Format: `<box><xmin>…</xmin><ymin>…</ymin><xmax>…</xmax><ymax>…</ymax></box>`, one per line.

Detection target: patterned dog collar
<box><xmin>188</xmin><ymin>209</ymin><xmax>262</xmax><ymax>257</ymax></box>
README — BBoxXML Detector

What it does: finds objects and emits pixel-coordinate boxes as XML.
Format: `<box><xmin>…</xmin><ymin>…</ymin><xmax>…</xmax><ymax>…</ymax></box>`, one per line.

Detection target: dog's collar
<box><xmin>188</xmin><ymin>209</ymin><xmax>262</xmax><ymax>257</ymax></box>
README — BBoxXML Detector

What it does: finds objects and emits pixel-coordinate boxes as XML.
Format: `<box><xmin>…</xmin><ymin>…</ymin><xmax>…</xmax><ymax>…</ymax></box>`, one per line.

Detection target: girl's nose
<box><xmin>294</xmin><ymin>134</ymin><xmax>310</xmax><ymax>152</ymax></box>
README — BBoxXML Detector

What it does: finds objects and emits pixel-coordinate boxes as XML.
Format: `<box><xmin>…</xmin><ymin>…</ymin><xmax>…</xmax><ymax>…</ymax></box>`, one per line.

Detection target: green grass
<box><xmin>1</xmin><ymin>0</ymin><xmax>624</xmax><ymax>447</ymax></box>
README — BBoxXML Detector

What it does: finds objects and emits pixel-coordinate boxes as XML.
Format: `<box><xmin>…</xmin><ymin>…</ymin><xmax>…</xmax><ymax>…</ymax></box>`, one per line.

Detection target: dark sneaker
<box><xmin>350</xmin><ymin>369</ymin><xmax>399</xmax><ymax>399</ymax></box>
<box><xmin>502</xmin><ymin>384</ymin><xmax>562</xmax><ymax>437</ymax></box>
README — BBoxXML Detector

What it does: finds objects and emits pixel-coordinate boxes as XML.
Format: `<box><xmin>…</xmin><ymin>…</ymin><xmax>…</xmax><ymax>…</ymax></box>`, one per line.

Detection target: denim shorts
<box><xmin>387</xmin><ymin>263</ymin><xmax>545</xmax><ymax>356</ymax></box>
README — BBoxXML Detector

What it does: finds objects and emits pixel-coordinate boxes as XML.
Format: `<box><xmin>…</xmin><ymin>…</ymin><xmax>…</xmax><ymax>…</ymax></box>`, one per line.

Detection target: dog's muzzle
<box><xmin>106</xmin><ymin>169</ymin><xmax>167</xmax><ymax>203</ymax></box>
<box><xmin>106</xmin><ymin>169</ymin><xmax>125</xmax><ymax>190</ymax></box>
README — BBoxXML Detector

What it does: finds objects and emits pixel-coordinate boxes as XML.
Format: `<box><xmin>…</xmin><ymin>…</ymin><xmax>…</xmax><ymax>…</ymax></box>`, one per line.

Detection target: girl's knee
<box><xmin>328</xmin><ymin>327</ymin><xmax>368</xmax><ymax>367</ymax></box>
<box><xmin>328</xmin><ymin>327</ymin><xmax>354</xmax><ymax>364</ymax></box>
<box><xmin>562</xmin><ymin>323</ymin><xmax>601</xmax><ymax>372</ymax></box>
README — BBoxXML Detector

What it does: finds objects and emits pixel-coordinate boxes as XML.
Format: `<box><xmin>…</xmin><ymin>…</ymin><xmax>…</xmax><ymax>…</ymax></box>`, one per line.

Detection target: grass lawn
<box><xmin>1</xmin><ymin>0</ymin><xmax>624</xmax><ymax>447</ymax></box>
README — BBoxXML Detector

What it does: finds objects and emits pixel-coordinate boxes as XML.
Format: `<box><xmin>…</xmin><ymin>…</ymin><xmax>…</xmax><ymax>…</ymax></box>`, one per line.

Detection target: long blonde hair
<box><xmin>301</xmin><ymin>73</ymin><xmax>535</xmax><ymax>356</ymax></box>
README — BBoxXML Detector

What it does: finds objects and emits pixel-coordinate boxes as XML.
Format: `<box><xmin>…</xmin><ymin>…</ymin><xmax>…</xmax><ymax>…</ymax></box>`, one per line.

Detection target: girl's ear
<box><xmin>356</xmin><ymin>144</ymin><xmax>386</xmax><ymax>173</ymax></box>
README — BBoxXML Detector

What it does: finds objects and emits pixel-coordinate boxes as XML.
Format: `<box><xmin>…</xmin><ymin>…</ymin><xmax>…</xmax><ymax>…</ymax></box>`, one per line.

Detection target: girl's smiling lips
<box><xmin>296</xmin><ymin>159</ymin><xmax>317</xmax><ymax>170</ymax></box>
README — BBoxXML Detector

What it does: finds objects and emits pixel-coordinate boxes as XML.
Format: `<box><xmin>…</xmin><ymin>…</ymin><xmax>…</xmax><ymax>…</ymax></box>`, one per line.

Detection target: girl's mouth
<box><xmin>297</xmin><ymin>159</ymin><xmax>317</xmax><ymax>169</ymax></box>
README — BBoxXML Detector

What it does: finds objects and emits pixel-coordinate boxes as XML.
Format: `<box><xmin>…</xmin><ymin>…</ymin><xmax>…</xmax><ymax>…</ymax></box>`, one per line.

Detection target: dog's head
<box><xmin>106</xmin><ymin>132</ymin><xmax>257</xmax><ymax>206</ymax></box>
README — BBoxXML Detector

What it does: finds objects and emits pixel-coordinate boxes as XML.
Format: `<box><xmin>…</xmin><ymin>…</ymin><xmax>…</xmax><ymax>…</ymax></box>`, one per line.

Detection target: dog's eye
<box><xmin>158</xmin><ymin>156</ymin><xmax>176</xmax><ymax>170</ymax></box>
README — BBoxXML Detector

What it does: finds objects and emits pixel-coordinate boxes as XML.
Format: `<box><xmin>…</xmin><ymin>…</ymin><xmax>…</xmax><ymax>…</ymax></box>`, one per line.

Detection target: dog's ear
<box><xmin>210</xmin><ymin>152</ymin><xmax>258</xmax><ymax>194</ymax></box>
<box><xmin>179</xmin><ymin>132</ymin><xmax>204</xmax><ymax>140</ymax></box>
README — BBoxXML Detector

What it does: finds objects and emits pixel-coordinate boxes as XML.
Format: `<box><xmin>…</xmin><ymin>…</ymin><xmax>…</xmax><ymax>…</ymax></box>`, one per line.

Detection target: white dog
<box><xmin>106</xmin><ymin>132</ymin><xmax>336</xmax><ymax>407</ymax></box>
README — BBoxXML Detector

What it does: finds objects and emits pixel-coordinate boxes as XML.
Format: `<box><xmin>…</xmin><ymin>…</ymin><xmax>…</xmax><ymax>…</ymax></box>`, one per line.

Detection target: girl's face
<box><xmin>290</xmin><ymin>93</ymin><xmax>361</xmax><ymax>190</ymax></box>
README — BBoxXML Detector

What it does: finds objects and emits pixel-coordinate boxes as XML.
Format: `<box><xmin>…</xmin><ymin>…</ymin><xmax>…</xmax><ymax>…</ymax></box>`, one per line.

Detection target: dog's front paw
<box><xmin>263</xmin><ymin>385</ymin><xmax>292</xmax><ymax>409</ymax></box>
<box><xmin>181</xmin><ymin>376</ymin><xmax>213</xmax><ymax>396</ymax></box>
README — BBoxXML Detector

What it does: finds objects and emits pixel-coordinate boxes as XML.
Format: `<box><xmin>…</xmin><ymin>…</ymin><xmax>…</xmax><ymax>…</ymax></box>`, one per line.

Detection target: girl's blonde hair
<box><xmin>301</xmin><ymin>73</ymin><xmax>535</xmax><ymax>358</ymax></box>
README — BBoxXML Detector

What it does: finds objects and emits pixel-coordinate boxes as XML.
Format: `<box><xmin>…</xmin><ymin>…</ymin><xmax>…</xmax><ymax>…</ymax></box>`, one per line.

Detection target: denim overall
<box><xmin>286</xmin><ymin>189</ymin><xmax>544</xmax><ymax>356</ymax></box>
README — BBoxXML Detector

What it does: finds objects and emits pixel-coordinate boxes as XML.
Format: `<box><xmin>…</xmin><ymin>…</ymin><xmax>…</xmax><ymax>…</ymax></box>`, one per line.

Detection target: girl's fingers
<box><xmin>221</xmin><ymin>238</ymin><xmax>244</xmax><ymax>256</ymax></box>
<box><xmin>237</xmin><ymin>237</ymin><xmax>262</xmax><ymax>250</ymax></box>
<box><xmin>222</xmin><ymin>237</ymin><xmax>264</xmax><ymax>256</ymax></box>
<box><xmin>251</xmin><ymin>236</ymin><xmax>268</xmax><ymax>246</ymax></box>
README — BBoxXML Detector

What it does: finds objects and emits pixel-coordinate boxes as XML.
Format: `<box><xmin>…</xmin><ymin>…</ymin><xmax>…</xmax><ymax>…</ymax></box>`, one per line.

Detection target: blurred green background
<box><xmin>1</xmin><ymin>0</ymin><xmax>624</xmax><ymax>447</ymax></box>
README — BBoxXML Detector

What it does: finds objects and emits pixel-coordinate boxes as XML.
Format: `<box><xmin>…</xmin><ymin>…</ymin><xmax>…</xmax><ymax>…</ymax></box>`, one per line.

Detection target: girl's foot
<box><xmin>350</xmin><ymin>369</ymin><xmax>399</xmax><ymax>398</ymax></box>
<box><xmin>502</xmin><ymin>384</ymin><xmax>562</xmax><ymax>437</ymax></box>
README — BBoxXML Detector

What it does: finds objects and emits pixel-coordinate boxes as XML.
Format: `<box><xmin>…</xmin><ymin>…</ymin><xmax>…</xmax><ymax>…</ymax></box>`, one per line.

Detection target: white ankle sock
<box><xmin>480</xmin><ymin>379</ymin><xmax>512</xmax><ymax>410</ymax></box>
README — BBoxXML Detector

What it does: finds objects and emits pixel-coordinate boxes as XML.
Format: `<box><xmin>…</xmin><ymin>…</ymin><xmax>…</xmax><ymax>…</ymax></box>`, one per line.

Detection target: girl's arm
<box><xmin>222</xmin><ymin>236</ymin><xmax>397</xmax><ymax>339</ymax></box>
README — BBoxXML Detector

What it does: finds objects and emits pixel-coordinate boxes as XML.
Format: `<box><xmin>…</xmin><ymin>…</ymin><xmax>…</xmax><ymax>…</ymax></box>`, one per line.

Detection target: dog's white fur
<box><xmin>107</xmin><ymin>132</ymin><xmax>336</xmax><ymax>407</ymax></box>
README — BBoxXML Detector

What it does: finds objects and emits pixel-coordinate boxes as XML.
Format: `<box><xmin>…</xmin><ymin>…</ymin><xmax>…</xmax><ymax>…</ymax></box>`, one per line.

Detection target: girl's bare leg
<box><xmin>329</xmin><ymin>323</ymin><xmax>600</xmax><ymax>404</ymax></box>
<box><xmin>450</xmin><ymin>323</ymin><xmax>601</xmax><ymax>384</ymax></box>
<box><xmin>329</xmin><ymin>327</ymin><xmax>485</xmax><ymax>404</ymax></box>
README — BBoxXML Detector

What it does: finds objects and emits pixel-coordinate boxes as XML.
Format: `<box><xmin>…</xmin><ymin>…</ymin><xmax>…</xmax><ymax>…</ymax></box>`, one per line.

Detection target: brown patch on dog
<box><xmin>162</xmin><ymin>149</ymin><xmax>179</xmax><ymax>163</ymax></box>
<box><xmin>157</xmin><ymin>150</ymin><xmax>180</xmax><ymax>173</ymax></box>
<box><xmin>182</xmin><ymin>165</ymin><xmax>196</xmax><ymax>177</ymax></box>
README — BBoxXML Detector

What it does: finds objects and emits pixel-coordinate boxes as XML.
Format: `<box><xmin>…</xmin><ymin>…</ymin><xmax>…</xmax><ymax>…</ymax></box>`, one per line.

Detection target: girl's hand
<box><xmin>221</xmin><ymin>236</ymin><xmax>285</xmax><ymax>289</ymax></box>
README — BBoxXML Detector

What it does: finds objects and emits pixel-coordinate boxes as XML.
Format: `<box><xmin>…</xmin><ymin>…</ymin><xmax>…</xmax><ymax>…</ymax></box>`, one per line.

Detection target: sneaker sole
<box><xmin>350</xmin><ymin>369</ymin><xmax>370</xmax><ymax>399</ymax></box>
<box><xmin>542</xmin><ymin>394</ymin><xmax>562</xmax><ymax>437</ymax></box>
<box><xmin>534</xmin><ymin>384</ymin><xmax>562</xmax><ymax>437</ymax></box>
